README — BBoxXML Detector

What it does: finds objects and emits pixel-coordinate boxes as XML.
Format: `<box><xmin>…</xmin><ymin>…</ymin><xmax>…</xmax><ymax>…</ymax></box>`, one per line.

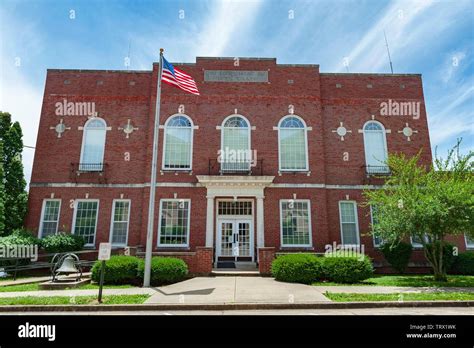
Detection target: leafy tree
<box><xmin>364</xmin><ymin>140</ymin><xmax>474</xmax><ymax>281</ymax></box>
<box><xmin>0</xmin><ymin>141</ymin><xmax>4</xmax><ymax>234</ymax></box>
<box><xmin>0</xmin><ymin>112</ymin><xmax>28</xmax><ymax>235</ymax></box>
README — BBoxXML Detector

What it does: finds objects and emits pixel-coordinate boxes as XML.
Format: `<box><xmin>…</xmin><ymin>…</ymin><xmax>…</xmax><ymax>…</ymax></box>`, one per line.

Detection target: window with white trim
<box><xmin>80</xmin><ymin>118</ymin><xmax>107</xmax><ymax>171</ymax></box>
<box><xmin>221</xmin><ymin>115</ymin><xmax>251</xmax><ymax>172</ymax></box>
<box><xmin>370</xmin><ymin>205</ymin><xmax>383</xmax><ymax>247</ymax></box>
<box><xmin>39</xmin><ymin>199</ymin><xmax>61</xmax><ymax>238</ymax></box>
<box><xmin>339</xmin><ymin>201</ymin><xmax>360</xmax><ymax>245</ymax></box>
<box><xmin>465</xmin><ymin>234</ymin><xmax>474</xmax><ymax>249</ymax></box>
<box><xmin>363</xmin><ymin>121</ymin><xmax>389</xmax><ymax>174</ymax></box>
<box><xmin>73</xmin><ymin>200</ymin><xmax>99</xmax><ymax>246</ymax></box>
<box><xmin>280</xmin><ymin>200</ymin><xmax>312</xmax><ymax>246</ymax></box>
<box><xmin>410</xmin><ymin>234</ymin><xmax>431</xmax><ymax>248</ymax></box>
<box><xmin>158</xmin><ymin>199</ymin><xmax>190</xmax><ymax>247</ymax></box>
<box><xmin>110</xmin><ymin>200</ymin><xmax>130</xmax><ymax>246</ymax></box>
<box><xmin>278</xmin><ymin>116</ymin><xmax>308</xmax><ymax>171</ymax></box>
<box><xmin>163</xmin><ymin>115</ymin><xmax>193</xmax><ymax>170</ymax></box>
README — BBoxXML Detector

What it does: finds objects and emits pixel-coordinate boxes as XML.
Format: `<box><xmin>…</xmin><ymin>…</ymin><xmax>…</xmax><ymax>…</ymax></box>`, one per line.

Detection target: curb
<box><xmin>0</xmin><ymin>301</ymin><xmax>473</xmax><ymax>312</ymax></box>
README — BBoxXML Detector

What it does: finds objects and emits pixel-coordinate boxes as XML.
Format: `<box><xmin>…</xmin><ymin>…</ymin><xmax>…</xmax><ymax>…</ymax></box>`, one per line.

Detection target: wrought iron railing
<box><xmin>363</xmin><ymin>165</ymin><xmax>391</xmax><ymax>175</ymax></box>
<box><xmin>208</xmin><ymin>158</ymin><xmax>264</xmax><ymax>175</ymax></box>
<box><xmin>77</xmin><ymin>163</ymin><xmax>104</xmax><ymax>172</ymax></box>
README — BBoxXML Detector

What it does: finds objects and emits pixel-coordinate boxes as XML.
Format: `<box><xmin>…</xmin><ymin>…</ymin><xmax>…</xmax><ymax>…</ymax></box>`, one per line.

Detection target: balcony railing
<box><xmin>208</xmin><ymin>158</ymin><xmax>264</xmax><ymax>175</ymax></box>
<box><xmin>77</xmin><ymin>163</ymin><xmax>104</xmax><ymax>172</ymax></box>
<box><xmin>70</xmin><ymin>163</ymin><xmax>108</xmax><ymax>183</ymax></box>
<box><xmin>363</xmin><ymin>165</ymin><xmax>391</xmax><ymax>176</ymax></box>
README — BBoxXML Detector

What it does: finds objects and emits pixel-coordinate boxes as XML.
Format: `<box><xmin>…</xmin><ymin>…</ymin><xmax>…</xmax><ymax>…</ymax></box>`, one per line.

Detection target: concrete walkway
<box><xmin>0</xmin><ymin>277</ymin><xmax>473</xmax><ymax>303</ymax></box>
<box><xmin>145</xmin><ymin>277</ymin><xmax>331</xmax><ymax>304</ymax></box>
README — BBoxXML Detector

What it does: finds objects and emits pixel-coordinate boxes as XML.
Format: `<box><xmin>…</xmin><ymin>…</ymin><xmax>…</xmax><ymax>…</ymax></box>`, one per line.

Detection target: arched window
<box><xmin>363</xmin><ymin>121</ymin><xmax>389</xmax><ymax>174</ymax></box>
<box><xmin>163</xmin><ymin>114</ymin><xmax>193</xmax><ymax>170</ymax></box>
<box><xmin>278</xmin><ymin>116</ymin><xmax>308</xmax><ymax>171</ymax></box>
<box><xmin>80</xmin><ymin>118</ymin><xmax>107</xmax><ymax>171</ymax></box>
<box><xmin>220</xmin><ymin>115</ymin><xmax>251</xmax><ymax>172</ymax></box>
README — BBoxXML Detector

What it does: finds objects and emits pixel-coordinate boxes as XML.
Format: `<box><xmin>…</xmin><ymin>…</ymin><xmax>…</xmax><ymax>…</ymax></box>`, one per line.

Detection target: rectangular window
<box><xmin>39</xmin><ymin>199</ymin><xmax>61</xmax><ymax>238</ymax></box>
<box><xmin>370</xmin><ymin>205</ymin><xmax>383</xmax><ymax>247</ymax></box>
<box><xmin>465</xmin><ymin>234</ymin><xmax>474</xmax><ymax>249</ymax></box>
<box><xmin>280</xmin><ymin>128</ymin><xmax>308</xmax><ymax>171</ymax></box>
<box><xmin>73</xmin><ymin>200</ymin><xmax>99</xmax><ymax>246</ymax></box>
<box><xmin>158</xmin><ymin>199</ymin><xmax>190</xmax><ymax>247</ymax></box>
<box><xmin>218</xmin><ymin>201</ymin><xmax>252</xmax><ymax>216</ymax></box>
<box><xmin>410</xmin><ymin>234</ymin><xmax>430</xmax><ymax>248</ymax></box>
<box><xmin>280</xmin><ymin>200</ymin><xmax>312</xmax><ymax>247</ymax></box>
<box><xmin>164</xmin><ymin>127</ymin><xmax>192</xmax><ymax>169</ymax></box>
<box><xmin>110</xmin><ymin>200</ymin><xmax>130</xmax><ymax>246</ymax></box>
<box><xmin>339</xmin><ymin>201</ymin><xmax>360</xmax><ymax>245</ymax></box>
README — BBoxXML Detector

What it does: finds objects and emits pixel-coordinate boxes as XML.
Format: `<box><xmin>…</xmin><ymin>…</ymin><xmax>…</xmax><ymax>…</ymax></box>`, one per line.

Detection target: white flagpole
<box><xmin>143</xmin><ymin>48</ymin><xmax>164</xmax><ymax>287</ymax></box>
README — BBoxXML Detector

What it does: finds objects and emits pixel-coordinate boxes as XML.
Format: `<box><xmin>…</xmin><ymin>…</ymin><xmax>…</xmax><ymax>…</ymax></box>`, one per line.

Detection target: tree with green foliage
<box><xmin>0</xmin><ymin>112</ymin><xmax>28</xmax><ymax>236</ymax></box>
<box><xmin>364</xmin><ymin>140</ymin><xmax>474</xmax><ymax>281</ymax></box>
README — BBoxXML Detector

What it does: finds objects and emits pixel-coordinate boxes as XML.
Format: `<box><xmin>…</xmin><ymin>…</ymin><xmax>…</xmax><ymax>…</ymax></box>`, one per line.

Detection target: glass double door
<box><xmin>218</xmin><ymin>219</ymin><xmax>252</xmax><ymax>261</ymax></box>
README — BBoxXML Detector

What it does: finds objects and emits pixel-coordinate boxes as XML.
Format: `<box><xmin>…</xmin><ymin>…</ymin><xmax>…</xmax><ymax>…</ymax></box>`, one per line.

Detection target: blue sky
<box><xmin>0</xmin><ymin>0</ymin><xmax>473</xmax><ymax>184</ymax></box>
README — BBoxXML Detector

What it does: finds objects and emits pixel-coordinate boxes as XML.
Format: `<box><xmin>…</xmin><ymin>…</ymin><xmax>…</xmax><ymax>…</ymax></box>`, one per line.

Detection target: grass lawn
<box><xmin>0</xmin><ymin>294</ymin><xmax>149</xmax><ymax>305</ymax></box>
<box><xmin>325</xmin><ymin>292</ymin><xmax>474</xmax><ymax>302</ymax></box>
<box><xmin>0</xmin><ymin>283</ymin><xmax>134</xmax><ymax>292</ymax></box>
<box><xmin>312</xmin><ymin>275</ymin><xmax>474</xmax><ymax>287</ymax></box>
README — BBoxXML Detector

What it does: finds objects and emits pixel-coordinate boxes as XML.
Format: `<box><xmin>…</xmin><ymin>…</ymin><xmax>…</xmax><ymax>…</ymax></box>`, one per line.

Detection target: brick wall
<box><xmin>25</xmin><ymin>57</ymin><xmax>462</xmax><ymax>274</ymax></box>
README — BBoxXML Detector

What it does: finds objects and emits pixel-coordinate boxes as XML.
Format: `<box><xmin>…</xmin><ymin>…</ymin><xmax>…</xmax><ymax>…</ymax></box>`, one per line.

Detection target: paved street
<box><xmin>2</xmin><ymin>307</ymin><xmax>473</xmax><ymax>315</ymax></box>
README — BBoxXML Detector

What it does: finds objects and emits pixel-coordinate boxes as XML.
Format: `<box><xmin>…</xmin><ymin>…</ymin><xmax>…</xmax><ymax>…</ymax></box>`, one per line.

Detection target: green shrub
<box><xmin>452</xmin><ymin>252</ymin><xmax>474</xmax><ymax>275</ymax></box>
<box><xmin>137</xmin><ymin>257</ymin><xmax>188</xmax><ymax>285</ymax></box>
<box><xmin>322</xmin><ymin>252</ymin><xmax>374</xmax><ymax>283</ymax></box>
<box><xmin>380</xmin><ymin>241</ymin><xmax>413</xmax><ymax>273</ymax></box>
<box><xmin>39</xmin><ymin>233</ymin><xmax>85</xmax><ymax>254</ymax></box>
<box><xmin>271</xmin><ymin>254</ymin><xmax>323</xmax><ymax>284</ymax></box>
<box><xmin>0</xmin><ymin>229</ymin><xmax>40</xmax><ymax>267</ymax></box>
<box><xmin>91</xmin><ymin>256</ymin><xmax>141</xmax><ymax>285</ymax></box>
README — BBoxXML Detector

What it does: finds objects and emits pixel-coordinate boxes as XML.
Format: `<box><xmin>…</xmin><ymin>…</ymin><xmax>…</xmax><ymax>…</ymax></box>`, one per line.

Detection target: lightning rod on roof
<box><xmin>384</xmin><ymin>30</ymin><xmax>394</xmax><ymax>74</ymax></box>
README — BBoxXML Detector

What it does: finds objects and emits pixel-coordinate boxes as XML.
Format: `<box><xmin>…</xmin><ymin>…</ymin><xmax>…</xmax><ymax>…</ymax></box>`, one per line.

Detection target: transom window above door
<box><xmin>218</xmin><ymin>201</ymin><xmax>252</xmax><ymax>216</ymax></box>
<box><xmin>163</xmin><ymin>114</ymin><xmax>194</xmax><ymax>170</ymax></box>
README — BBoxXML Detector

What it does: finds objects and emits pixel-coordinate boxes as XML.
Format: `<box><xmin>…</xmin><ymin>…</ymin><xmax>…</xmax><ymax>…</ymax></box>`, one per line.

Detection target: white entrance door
<box><xmin>217</xmin><ymin>219</ymin><xmax>253</xmax><ymax>260</ymax></box>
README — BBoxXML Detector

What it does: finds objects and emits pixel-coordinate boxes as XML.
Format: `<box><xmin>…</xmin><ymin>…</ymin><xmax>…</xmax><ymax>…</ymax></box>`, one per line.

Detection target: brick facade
<box><xmin>25</xmin><ymin>57</ymin><xmax>470</xmax><ymax>274</ymax></box>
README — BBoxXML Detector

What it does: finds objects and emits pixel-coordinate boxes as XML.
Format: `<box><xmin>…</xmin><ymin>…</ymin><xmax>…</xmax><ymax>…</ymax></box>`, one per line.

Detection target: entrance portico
<box><xmin>196</xmin><ymin>176</ymin><xmax>274</xmax><ymax>266</ymax></box>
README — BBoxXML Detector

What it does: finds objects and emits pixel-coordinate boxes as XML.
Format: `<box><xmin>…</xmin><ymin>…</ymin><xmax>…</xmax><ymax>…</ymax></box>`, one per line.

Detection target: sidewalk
<box><xmin>0</xmin><ymin>277</ymin><xmax>472</xmax><ymax>304</ymax></box>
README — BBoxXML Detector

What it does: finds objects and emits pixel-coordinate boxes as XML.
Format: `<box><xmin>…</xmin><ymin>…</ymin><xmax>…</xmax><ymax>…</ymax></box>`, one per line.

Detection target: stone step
<box><xmin>211</xmin><ymin>269</ymin><xmax>260</xmax><ymax>277</ymax></box>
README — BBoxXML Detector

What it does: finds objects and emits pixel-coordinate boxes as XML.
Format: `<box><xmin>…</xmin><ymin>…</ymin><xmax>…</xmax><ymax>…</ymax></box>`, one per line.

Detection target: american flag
<box><xmin>161</xmin><ymin>57</ymin><xmax>200</xmax><ymax>95</ymax></box>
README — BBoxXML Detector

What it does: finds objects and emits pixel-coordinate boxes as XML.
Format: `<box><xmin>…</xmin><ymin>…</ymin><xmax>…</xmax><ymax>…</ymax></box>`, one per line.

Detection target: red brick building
<box><xmin>25</xmin><ymin>57</ymin><xmax>470</xmax><ymax>274</ymax></box>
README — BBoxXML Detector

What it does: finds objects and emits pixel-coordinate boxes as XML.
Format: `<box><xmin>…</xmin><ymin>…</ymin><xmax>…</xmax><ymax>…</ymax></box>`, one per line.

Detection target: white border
<box><xmin>277</xmin><ymin>115</ymin><xmax>309</xmax><ymax>172</ymax></box>
<box><xmin>279</xmin><ymin>199</ymin><xmax>313</xmax><ymax>247</ymax></box>
<box><xmin>71</xmin><ymin>199</ymin><xmax>100</xmax><ymax>247</ymax></box>
<box><xmin>465</xmin><ymin>234</ymin><xmax>474</xmax><ymax>249</ymax></box>
<box><xmin>220</xmin><ymin>114</ymin><xmax>251</xmax><ymax>172</ymax></box>
<box><xmin>362</xmin><ymin>120</ymin><xmax>389</xmax><ymax>169</ymax></box>
<box><xmin>370</xmin><ymin>205</ymin><xmax>382</xmax><ymax>248</ymax></box>
<box><xmin>157</xmin><ymin>198</ymin><xmax>191</xmax><ymax>248</ymax></box>
<box><xmin>38</xmin><ymin>199</ymin><xmax>61</xmax><ymax>238</ymax></box>
<box><xmin>161</xmin><ymin>113</ymin><xmax>194</xmax><ymax>171</ymax></box>
<box><xmin>79</xmin><ymin>117</ymin><xmax>107</xmax><ymax>170</ymax></box>
<box><xmin>338</xmin><ymin>200</ymin><xmax>360</xmax><ymax>246</ymax></box>
<box><xmin>109</xmin><ymin>199</ymin><xmax>131</xmax><ymax>247</ymax></box>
